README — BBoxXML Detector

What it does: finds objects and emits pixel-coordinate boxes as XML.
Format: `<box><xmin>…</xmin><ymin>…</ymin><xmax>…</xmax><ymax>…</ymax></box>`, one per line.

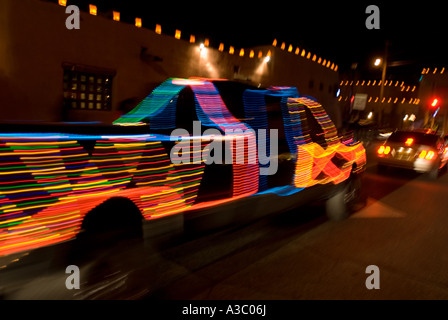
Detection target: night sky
<box><xmin>55</xmin><ymin>0</ymin><xmax>448</xmax><ymax>80</ymax></box>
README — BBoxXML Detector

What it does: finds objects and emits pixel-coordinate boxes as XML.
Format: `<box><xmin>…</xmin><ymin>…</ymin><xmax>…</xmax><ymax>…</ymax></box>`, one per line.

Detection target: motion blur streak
<box><xmin>288</xmin><ymin>97</ymin><xmax>366</xmax><ymax>188</ymax></box>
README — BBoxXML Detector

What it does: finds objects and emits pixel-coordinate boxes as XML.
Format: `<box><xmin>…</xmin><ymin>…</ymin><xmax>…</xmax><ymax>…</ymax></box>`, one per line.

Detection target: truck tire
<box><xmin>325</xmin><ymin>173</ymin><xmax>365</xmax><ymax>221</ymax></box>
<box><xmin>68</xmin><ymin>197</ymin><xmax>144</xmax><ymax>276</ymax></box>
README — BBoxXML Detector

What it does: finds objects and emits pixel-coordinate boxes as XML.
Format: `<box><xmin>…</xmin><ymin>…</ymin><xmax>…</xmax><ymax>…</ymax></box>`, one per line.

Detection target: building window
<box><xmin>63</xmin><ymin>66</ymin><xmax>114</xmax><ymax>111</ymax></box>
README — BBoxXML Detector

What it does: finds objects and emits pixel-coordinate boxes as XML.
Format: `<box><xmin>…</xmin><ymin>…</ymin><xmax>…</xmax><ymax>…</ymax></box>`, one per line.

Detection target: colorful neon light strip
<box><xmin>0</xmin><ymin>79</ymin><xmax>365</xmax><ymax>257</ymax></box>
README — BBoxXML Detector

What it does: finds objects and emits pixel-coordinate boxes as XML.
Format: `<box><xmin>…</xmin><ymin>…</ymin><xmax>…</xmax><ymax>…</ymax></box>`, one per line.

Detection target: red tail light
<box><xmin>378</xmin><ymin>145</ymin><xmax>390</xmax><ymax>155</ymax></box>
<box><xmin>405</xmin><ymin>138</ymin><xmax>414</xmax><ymax>146</ymax></box>
<box><xmin>419</xmin><ymin>150</ymin><xmax>435</xmax><ymax>160</ymax></box>
<box><xmin>426</xmin><ymin>151</ymin><xmax>435</xmax><ymax>160</ymax></box>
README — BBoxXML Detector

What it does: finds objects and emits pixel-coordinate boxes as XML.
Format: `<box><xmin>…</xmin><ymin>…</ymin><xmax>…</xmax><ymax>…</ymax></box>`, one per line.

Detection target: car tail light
<box><xmin>405</xmin><ymin>138</ymin><xmax>414</xmax><ymax>146</ymax></box>
<box><xmin>378</xmin><ymin>145</ymin><xmax>391</xmax><ymax>155</ymax></box>
<box><xmin>419</xmin><ymin>150</ymin><xmax>435</xmax><ymax>160</ymax></box>
<box><xmin>426</xmin><ymin>151</ymin><xmax>435</xmax><ymax>160</ymax></box>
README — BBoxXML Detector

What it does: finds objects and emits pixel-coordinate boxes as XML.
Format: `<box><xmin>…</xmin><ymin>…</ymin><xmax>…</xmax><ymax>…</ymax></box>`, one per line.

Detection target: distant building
<box><xmin>338</xmin><ymin>76</ymin><xmax>420</xmax><ymax>130</ymax></box>
<box><xmin>0</xmin><ymin>0</ymin><xmax>340</xmax><ymax>126</ymax></box>
<box><xmin>418</xmin><ymin>67</ymin><xmax>448</xmax><ymax>134</ymax></box>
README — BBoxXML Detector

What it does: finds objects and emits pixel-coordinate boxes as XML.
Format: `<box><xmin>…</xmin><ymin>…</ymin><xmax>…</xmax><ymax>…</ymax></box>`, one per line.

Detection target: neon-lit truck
<box><xmin>0</xmin><ymin>78</ymin><xmax>366</xmax><ymax>259</ymax></box>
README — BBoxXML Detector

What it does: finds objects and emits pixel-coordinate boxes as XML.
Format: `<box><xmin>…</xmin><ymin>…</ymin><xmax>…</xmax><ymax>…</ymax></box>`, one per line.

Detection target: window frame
<box><xmin>62</xmin><ymin>63</ymin><xmax>116</xmax><ymax>112</ymax></box>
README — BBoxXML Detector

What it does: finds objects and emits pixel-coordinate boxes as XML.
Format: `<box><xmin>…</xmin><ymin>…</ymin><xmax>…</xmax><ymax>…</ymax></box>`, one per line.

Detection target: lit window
<box><xmin>63</xmin><ymin>66</ymin><xmax>114</xmax><ymax>112</ymax></box>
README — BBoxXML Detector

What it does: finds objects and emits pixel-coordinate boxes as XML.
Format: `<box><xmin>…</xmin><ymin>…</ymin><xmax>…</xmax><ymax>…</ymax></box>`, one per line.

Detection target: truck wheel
<box><xmin>326</xmin><ymin>174</ymin><xmax>365</xmax><ymax>221</ymax></box>
<box><xmin>68</xmin><ymin>197</ymin><xmax>144</xmax><ymax>282</ymax></box>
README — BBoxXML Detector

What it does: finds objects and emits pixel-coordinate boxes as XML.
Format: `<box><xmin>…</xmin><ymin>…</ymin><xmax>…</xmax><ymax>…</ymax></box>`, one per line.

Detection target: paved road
<box><xmin>143</xmin><ymin>141</ymin><xmax>448</xmax><ymax>300</ymax></box>
<box><xmin>3</xmin><ymin>141</ymin><xmax>448</xmax><ymax>300</ymax></box>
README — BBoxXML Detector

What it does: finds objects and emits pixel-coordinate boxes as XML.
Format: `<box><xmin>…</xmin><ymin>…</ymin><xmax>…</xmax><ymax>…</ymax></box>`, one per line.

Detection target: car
<box><xmin>0</xmin><ymin>78</ymin><xmax>366</xmax><ymax>263</ymax></box>
<box><xmin>376</xmin><ymin>129</ymin><xmax>448</xmax><ymax>179</ymax></box>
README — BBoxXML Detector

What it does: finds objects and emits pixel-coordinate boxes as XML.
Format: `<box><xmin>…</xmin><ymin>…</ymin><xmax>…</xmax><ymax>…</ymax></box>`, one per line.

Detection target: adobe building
<box><xmin>0</xmin><ymin>0</ymin><xmax>340</xmax><ymax>127</ymax></box>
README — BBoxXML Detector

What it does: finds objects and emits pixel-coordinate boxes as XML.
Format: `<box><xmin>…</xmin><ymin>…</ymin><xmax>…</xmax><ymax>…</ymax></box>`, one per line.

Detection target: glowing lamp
<box><xmin>204</xmin><ymin>39</ymin><xmax>209</xmax><ymax>47</ymax></box>
<box><xmin>190</xmin><ymin>35</ymin><xmax>196</xmax><ymax>43</ymax></box>
<box><xmin>155</xmin><ymin>24</ymin><xmax>162</xmax><ymax>34</ymax></box>
<box><xmin>175</xmin><ymin>29</ymin><xmax>181</xmax><ymax>39</ymax></box>
<box><xmin>58</xmin><ymin>0</ymin><xmax>67</xmax><ymax>6</ymax></box>
<box><xmin>431</xmin><ymin>98</ymin><xmax>439</xmax><ymax>108</ymax></box>
<box><xmin>239</xmin><ymin>49</ymin><xmax>244</xmax><ymax>56</ymax></box>
<box><xmin>249</xmin><ymin>50</ymin><xmax>254</xmax><ymax>58</ymax></box>
<box><xmin>229</xmin><ymin>46</ymin><xmax>234</xmax><ymax>55</ymax></box>
<box><xmin>135</xmin><ymin>18</ymin><xmax>142</xmax><ymax>28</ymax></box>
<box><xmin>113</xmin><ymin>11</ymin><xmax>120</xmax><ymax>21</ymax></box>
<box><xmin>89</xmin><ymin>4</ymin><xmax>97</xmax><ymax>15</ymax></box>
<box><xmin>218</xmin><ymin>43</ymin><xmax>224</xmax><ymax>52</ymax></box>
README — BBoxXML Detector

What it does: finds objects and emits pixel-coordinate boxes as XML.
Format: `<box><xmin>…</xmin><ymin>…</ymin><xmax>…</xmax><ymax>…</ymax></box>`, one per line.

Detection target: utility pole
<box><xmin>378</xmin><ymin>41</ymin><xmax>388</xmax><ymax>128</ymax></box>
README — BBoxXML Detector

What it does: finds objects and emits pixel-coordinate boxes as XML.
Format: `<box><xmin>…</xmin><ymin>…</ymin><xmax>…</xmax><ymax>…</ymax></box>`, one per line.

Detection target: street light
<box><xmin>373</xmin><ymin>43</ymin><xmax>388</xmax><ymax>127</ymax></box>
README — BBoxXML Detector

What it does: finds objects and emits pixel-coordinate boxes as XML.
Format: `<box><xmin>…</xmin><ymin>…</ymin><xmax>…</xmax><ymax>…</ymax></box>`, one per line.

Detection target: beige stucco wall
<box><xmin>0</xmin><ymin>0</ymin><xmax>340</xmax><ymax>126</ymax></box>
